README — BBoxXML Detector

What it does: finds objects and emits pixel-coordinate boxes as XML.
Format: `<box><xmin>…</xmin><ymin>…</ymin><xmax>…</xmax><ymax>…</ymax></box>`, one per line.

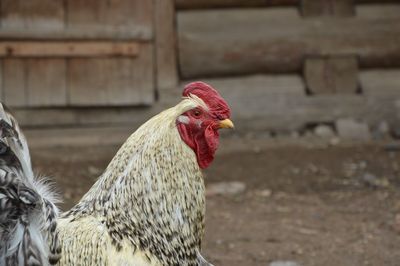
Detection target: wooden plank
<box><xmin>0</xmin><ymin>42</ymin><xmax>139</xmax><ymax>58</ymax></box>
<box><xmin>175</xmin><ymin>0</ymin><xmax>299</xmax><ymax>9</ymax></box>
<box><xmin>26</xmin><ymin>59</ymin><xmax>67</xmax><ymax>107</ymax></box>
<box><xmin>12</xmin><ymin>106</ymin><xmax>158</xmax><ymax>128</ymax></box>
<box><xmin>155</xmin><ymin>0</ymin><xmax>178</xmax><ymax>91</ymax></box>
<box><xmin>176</xmin><ymin>0</ymin><xmax>398</xmax><ymax>9</ymax></box>
<box><xmin>25</xmin><ymin>126</ymin><xmax>135</xmax><ymax>148</ymax></box>
<box><xmin>301</xmin><ymin>0</ymin><xmax>354</xmax><ymax>17</ymax></box>
<box><xmin>66</xmin><ymin>0</ymin><xmax>153</xmax><ymax>34</ymax></box>
<box><xmin>0</xmin><ymin>28</ymin><xmax>152</xmax><ymax>41</ymax></box>
<box><xmin>360</xmin><ymin>70</ymin><xmax>400</xmax><ymax>95</ymax></box>
<box><xmin>2</xmin><ymin>59</ymin><xmax>27</xmax><ymax>107</ymax></box>
<box><xmin>304</xmin><ymin>57</ymin><xmax>359</xmax><ymax>95</ymax></box>
<box><xmin>177</xmin><ymin>5</ymin><xmax>400</xmax><ymax>78</ymax></box>
<box><xmin>68</xmin><ymin>43</ymin><xmax>154</xmax><ymax>106</ymax></box>
<box><xmin>1</xmin><ymin>0</ymin><xmax>64</xmax><ymax>30</ymax></box>
<box><xmin>356</xmin><ymin>4</ymin><xmax>400</xmax><ymax>19</ymax></box>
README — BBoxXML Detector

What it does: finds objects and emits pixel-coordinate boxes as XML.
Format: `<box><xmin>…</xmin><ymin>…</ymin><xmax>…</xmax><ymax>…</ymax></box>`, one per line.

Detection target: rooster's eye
<box><xmin>193</xmin><ymin>110</ymin><xmax>201</xmax><ymax>117</ymax></box>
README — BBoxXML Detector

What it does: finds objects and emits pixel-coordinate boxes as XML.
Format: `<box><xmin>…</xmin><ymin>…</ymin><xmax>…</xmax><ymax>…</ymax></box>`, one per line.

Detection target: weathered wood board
<box><xmin>13</xmin><ymin>107</ymin><xmax>158</xmax><ymax>128</ymax></box>
<box><xmin>68</xmin><ymin>43</ymin><xmax>154</xmax><ymax>106</ymax></box>
<box><xmin>25</xmin><ymin>126</ymin><xmax>136</xmax><ymax>148</ymax></box>
<box><xmin>360</xmin><ymin>70</ymin><xmax>400</xmax><ymax>95</ymax></box>
<box><xmin>155</xmin><ymin>0</ymin><xmax>178</xmax><ymax>91</ymax></box>
<box><xmin>176</xmin><ymin>0</ymin><xmax>399</xmax><ymax>9</ymax></box>
<box><xmin>0</xmin><ymin>0</ymin><xmax>152</xmax><ymax>40</ymax></box>
<box><xmin>3</xmin><ymin>59</ymin><xmax>27</xmax><ymax>107</ymax></box>
<box><xmin>26</xmin><ymin>59</ymin><xmax>67</xmax><ymax>107</ymax></box>
<box><xmin>2</xmin><ymin>58</ymin><xmax>68</xmax><ymax>107</ymax></box>
<box><xmin>0</xmin><ymin>42</ymin><xmax>139</xmax><ymax>58</ymax></box>
<box><xmin>178</xmin><ymin>5</ymin><xmax>400</xmax><ymax>78</ymax></box>
<box><xmin>0</xmin><ymin>27</ymin><xmax>151</xmax><ymax>41</ymax></box>
<box><xmin>175</xmin><ymin>0</ymin><xmax>298</xmax><ymax>9</ymax></box>
<box><xmin>66</xmin><ymin>0</ymin><xmax>153</xmax><ymax>37</ymax></box>
<box><xmin>1</xmin><ymin>0</ymin><xmax>64</xmax><ymax>30</ymax></box>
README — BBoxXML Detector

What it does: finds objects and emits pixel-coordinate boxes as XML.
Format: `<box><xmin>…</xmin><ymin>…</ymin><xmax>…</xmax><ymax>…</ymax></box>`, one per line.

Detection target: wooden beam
<box><xmin>175</xmin><ymin>0</ymin><xmax>298</xmax><ymax>9</ymax></box>
<box><xmin>177</xmin><ymin>5</ymin><xmax>400</xmax><ymax>78</ymax></box>
<box><xmin>360</xmin><ymin>70</ymin><xmax>400</xmax><ymax>95</ymax></box>
<box><xmin>175</xmin><ymin>0</ymin><xmax>398</xmax><ymax>9</ymax></box>
<box><xmin>155</xmin><ymin>0</ymin><xmax>178</xmax><ymax>91</ymax></box>
<box><xmin>12</xmin><ymin>106</ymin><xmax>160</xmax><ymax>128</ymax></box>
<box><xmin>1</xmin><ymin>0</ymin><xmax>64</xmax><ymax>30</ymax></box>
<box><xmin>0</xmin><ymin>42</ymin><xmax>139</xmax><ymax>58</ymax></box>
<box><xmin>0</xmin><ymin>28</ymin><xmax>152</xmax><ymax>41</ymax></box>
<box><xmin>66</xmin><ymin>0</ymin><xmax>154</xmax><ymax>35</ymax></box>
<box><xmin>25</xmin><ymin>126</ymin><xmax>135</xmax><ymax>148</ymax></box>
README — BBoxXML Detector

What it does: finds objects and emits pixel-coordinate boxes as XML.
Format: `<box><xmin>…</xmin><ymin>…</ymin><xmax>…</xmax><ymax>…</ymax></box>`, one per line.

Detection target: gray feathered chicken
<box><xmin>0</xmin><ymin>82</ymin><xmax>233</xmax><ymax>266</ymax></box>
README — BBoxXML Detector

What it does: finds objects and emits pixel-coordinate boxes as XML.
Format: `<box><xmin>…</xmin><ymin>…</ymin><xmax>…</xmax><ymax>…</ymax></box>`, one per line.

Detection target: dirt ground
<box><xmin>31</xmin><ymin>138</ymin><xmax>400</xmax><ymax>266</ymax></box>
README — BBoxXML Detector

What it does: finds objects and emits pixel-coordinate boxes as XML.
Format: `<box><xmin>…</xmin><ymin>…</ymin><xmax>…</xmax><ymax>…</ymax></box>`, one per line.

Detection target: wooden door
<box><xmin>0</xmin><ymin>0</ymin><xmax>154</xmax><ymax>107</ymax></box>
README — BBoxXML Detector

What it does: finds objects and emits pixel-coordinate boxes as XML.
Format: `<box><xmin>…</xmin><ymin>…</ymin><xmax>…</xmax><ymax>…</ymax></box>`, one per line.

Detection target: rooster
<box><xmin>0</xmin><ymin>82</ymin><xmax>233</xmax><ymax>266</ymax></box>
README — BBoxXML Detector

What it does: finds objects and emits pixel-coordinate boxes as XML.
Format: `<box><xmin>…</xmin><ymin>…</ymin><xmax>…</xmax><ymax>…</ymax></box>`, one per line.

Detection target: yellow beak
<box><xmin>219</xmin><ymin>119</ymin><xmax>234</xmax><ymax>129</ymax></box>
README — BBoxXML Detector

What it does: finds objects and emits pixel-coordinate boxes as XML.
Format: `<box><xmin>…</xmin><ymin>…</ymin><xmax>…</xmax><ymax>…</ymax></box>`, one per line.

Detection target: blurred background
<box><xmin>1</xmin><ymin>0</ymin><xmax>400</xmax><ymax>265</ymax></box>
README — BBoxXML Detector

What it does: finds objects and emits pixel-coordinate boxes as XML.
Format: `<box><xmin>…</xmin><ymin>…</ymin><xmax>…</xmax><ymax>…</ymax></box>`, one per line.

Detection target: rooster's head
<box><xmin>176</xmin><ymin>81</ymin><xmax>233</xmax><ymax>169</ymax></box>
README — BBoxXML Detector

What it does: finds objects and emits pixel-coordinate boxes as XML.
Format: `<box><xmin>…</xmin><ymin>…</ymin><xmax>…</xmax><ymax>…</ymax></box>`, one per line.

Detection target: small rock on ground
<box><xmin>314</xmin><ymin>125</ymin><xmax>336</xmax><ymax>139</ymax></box>
<box><xmin>336</xmin><ymin>118</ymin><xmax>371</xmax><ymax>141</ymax></box>
<box><xmin>256</xmin><ymin>189</ymin><xmax>272</xmax><ymax>198</ymax></box>
<box><xmin>378</xmin><ymin>121</ymin><xmax>390</xmax><ymax>134</ymax></box>
<box><xmin>206</xmin><ymin>181</ymin><xmax>246</xmax><ymax>196</ymax></box>
<box><xmin>361</xmin><ymin>172</ymin><xmax>389</xmax><ymax>188</ymax></box>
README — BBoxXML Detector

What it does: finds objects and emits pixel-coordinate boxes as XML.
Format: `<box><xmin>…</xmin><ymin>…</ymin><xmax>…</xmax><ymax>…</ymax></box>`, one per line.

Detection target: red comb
<box><xmin>182</xmin><ymin>81</ymin><xmax>231</xmax><ymax>119</ymax></box>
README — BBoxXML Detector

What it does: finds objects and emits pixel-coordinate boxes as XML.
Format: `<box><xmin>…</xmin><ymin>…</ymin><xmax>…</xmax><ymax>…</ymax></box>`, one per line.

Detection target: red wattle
<box><xmin>177</xmin><ymin>123</ymin><xmax>219</xmax><ymax>169</ymax></box>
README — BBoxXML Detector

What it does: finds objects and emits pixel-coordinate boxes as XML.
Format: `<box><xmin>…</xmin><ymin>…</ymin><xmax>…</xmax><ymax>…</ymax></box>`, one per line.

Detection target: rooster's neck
<box><xmin>64</xmin><ymin>101</ymin><xmax>206</xmax><ymax>265</ymax></box>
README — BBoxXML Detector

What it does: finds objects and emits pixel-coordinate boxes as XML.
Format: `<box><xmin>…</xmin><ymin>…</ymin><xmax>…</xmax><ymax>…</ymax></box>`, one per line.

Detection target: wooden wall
<box><xmin>1</xmin><ymin>0</ymin><xmax>400</xmax><ymax>134</ymax></box>
<box><xmin>0</xmin><ymin>0</ymin><xmax>165</xmax><ymax>108</ymax></box>
<box><xmin>177</xmin><ymin>4</ymin><xmax>400</xmax><ymax>78</ymax></box>
<box><xmin>176</xmin><ymin>0</ymin><xmax>400</xmax><ymax>132</ymax></box>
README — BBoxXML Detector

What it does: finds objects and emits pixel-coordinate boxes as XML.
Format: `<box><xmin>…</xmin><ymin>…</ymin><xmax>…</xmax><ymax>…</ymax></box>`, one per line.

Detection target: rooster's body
<box><xmin>0</xmin><ymin>82</ymin><xmax>232</xmax><ymax>265</ymax></box>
